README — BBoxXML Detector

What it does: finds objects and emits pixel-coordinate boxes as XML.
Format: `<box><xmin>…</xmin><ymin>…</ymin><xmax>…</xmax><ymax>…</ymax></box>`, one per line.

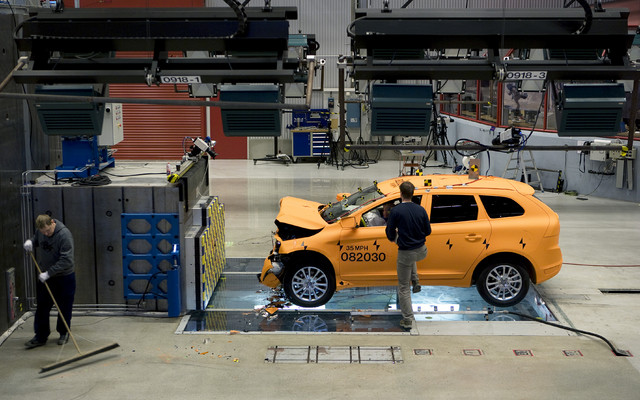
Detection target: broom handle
<box><xmin>30</xmin><ymin>252</ymin><xmax>82</xmax><ymax>354</ymax></box>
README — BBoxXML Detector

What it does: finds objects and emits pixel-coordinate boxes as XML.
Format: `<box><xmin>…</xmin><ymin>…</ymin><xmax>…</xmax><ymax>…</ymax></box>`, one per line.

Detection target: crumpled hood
<box><xmin>276</xmin><ymin>196</ymin><xmax>327</xmax><ymax>230</ymax></box>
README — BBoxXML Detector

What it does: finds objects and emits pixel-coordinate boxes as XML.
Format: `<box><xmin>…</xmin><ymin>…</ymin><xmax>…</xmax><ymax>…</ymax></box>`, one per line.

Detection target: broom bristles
<box><xmin>40</xmin><ymin>342</ymin><xmax>120</xmax><ymax>373</ymax></box>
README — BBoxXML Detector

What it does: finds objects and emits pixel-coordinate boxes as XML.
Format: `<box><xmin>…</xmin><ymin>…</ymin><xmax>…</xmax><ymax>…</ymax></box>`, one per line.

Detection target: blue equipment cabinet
<box><xmin>290</xmin><ymin>109</ymin><xmax>331</xmax><ymax>160</ymax></box>
<box><xmin>292</xmin><ymin>129</ymin><xmax>331</xmax><ymax>159</ymax></box>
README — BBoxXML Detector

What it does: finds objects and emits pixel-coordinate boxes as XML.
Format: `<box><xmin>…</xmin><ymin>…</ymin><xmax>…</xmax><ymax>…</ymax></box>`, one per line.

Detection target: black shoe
<box><xmin>412</xmin><ymin>284</ymin><xmax>422</xmax><ymax>294</ymax></box>
<box><xmin>399</xmin><ymin>318</ymin><xmax>414</xmax><ymax>329</ymax></box>
<box><xmin>57</xmin><ymin>333</ymin><xmax>69</xmax><ymax>345</ymax></box>
<box><xmin>25</xmin><ymin>337</ymin><xmax>46</xmax><ymax>349</ymax></box>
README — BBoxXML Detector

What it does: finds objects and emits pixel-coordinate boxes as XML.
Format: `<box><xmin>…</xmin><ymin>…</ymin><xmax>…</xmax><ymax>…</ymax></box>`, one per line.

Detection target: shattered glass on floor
<box><xmin>181</xmin><ymin>258</ymin><xmax>556</xmax><ymax>333</ymax></box>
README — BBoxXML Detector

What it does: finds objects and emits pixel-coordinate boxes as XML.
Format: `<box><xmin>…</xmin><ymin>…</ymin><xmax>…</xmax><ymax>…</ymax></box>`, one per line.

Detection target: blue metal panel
<box><xmin>346</xmin><ymin>102</ymin><xmax>361</xmax><ymax>128</ymax></box>
<box><xmin>121</xmin><ymin>213</ymin><xmax>180</xmax><ymax>315</ymax></box>
<box><xmin>292</xmin><ymin>131</ymin><xmax>312</xmax><ymax>157</ymax></box>
<box><xmin>290</xmin><ymin>109</ymin><xmax>330</xmax><ymax>129</ymax></box>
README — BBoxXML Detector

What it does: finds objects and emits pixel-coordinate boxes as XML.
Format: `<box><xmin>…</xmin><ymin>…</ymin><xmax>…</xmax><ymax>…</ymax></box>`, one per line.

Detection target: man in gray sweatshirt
<box><xmin>23</xmin><ymin>214</ymin><xmax>75</xmax><ymax>348</ymax></box>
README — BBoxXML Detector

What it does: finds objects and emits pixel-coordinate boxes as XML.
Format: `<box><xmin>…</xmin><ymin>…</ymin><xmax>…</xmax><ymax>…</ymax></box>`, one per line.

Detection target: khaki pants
<box><xmin>397</xmin><ymin>245</ymin><xmax>427</xmax><ymax>321</ymax></box>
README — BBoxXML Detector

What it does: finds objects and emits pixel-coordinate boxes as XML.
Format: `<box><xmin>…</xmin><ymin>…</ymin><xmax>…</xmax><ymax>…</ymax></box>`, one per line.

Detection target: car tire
<box><xmin>477</xmin><ymin>261</ymin><xmax>530</xmax><ymax>307</ymax></box>
<box><xmin>283</xmin><ymin>262</ymin><xmax>336</xmax><ymax>308</ymax></box>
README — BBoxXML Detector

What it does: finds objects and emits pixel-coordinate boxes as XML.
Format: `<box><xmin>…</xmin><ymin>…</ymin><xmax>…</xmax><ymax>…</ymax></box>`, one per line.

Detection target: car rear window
<box><xmin>480</xmin><ymin>195</ymin><xmax>525</xmax><ymax>218</ymax></box>
<box><xmin>430</xmin><ymin>195</ymin><xmax>478</xmax><ymax>223</ymax></box>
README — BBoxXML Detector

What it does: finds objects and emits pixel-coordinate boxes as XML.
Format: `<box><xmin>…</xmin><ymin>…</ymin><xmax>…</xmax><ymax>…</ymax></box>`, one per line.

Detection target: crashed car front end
<box><xmin>258</xmin><ymin>197</ymin><xmax>325</xmax><ymax>287</ymax></box>
<box><xmin>259</xmin><ymin>239</ymin><xmax>285</xmax><ymax>288</ymax></box>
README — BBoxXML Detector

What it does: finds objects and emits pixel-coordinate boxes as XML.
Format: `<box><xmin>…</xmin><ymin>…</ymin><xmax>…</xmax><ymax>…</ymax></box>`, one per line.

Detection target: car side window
<box><xmin>480</xmin><ymin>195</ymin><xmax>525</xmax><ymax>218</ymax></box>
<box><xmin>360</xmin><ymin>196</ymin><xmax>422</xmax><ymax>227</ymax></box>
<box><xmin>430</xmin><ymin>195</ymin><xmax>478</xmax><ymax>223</ymax></box>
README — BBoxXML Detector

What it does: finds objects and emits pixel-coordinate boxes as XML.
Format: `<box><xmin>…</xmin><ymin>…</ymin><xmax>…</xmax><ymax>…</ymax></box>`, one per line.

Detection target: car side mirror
<box><xmin>339</xmin><ymin>216</ymin><xmax>357</xmax><ymax>229</ymax></box>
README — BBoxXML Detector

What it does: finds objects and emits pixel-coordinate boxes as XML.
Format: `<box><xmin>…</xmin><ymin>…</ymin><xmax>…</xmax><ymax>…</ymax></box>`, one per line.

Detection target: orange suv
<box><xmin>258</xmin><ymin>175</ymin><xmax>562</xmax><ymax>308</ymax></box>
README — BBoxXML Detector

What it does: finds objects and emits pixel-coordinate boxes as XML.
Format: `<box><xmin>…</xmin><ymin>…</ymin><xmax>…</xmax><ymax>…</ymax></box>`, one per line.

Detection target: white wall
<box><xmin>447</xmin><ymin>118</ymin><xmax>639</xmax><ymax>202</ymax></box>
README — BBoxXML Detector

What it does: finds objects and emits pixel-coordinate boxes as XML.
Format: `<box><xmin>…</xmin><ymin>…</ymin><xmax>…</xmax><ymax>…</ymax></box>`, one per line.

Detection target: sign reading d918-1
<box><xmin>160</xmin><ymin>76</ymin><xmax>202</xmax><ymax>84</ymax></box>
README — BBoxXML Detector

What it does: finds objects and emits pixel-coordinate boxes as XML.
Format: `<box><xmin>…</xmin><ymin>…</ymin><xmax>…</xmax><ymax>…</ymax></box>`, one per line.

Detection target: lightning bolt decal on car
<box><xmin>337</xmin><ymin>240</ymin><xmax>343</xmax><ymax>251</ymax></box>
<box><xmin>519</xmin><ymin>238</ymin><xmax>526</xmax><ymax>249</ymax></box>
<box><xmin>483</xmin><ymin>239</ymin><xmax>490</xmax><ymax>249</ymax></box>
<box><xmin>446</xmin><ymin>239</ymin><xmax>453</xmax><ymax>250</ymax></box>
<box><xmin>373</xmin><ymin>240</ymin><xmax>380</xmax><ymax>251</ymax></box>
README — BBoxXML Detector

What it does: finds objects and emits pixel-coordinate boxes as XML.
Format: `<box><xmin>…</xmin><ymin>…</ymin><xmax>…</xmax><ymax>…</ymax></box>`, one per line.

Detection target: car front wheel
<box><xmin>283</xmin><ymin>263</ymin><xmax>336</xmax><ymax>308</ymax></box>
<box><xmin>477</xmin><ymin>262</ymin><xmax>530</xmax><ymax>307</ymax></box>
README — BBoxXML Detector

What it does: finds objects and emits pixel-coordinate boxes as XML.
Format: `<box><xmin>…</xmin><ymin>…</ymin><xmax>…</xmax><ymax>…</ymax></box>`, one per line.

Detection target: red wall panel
<box><xmin>208</xmin><ymin>98</ymin><xmax>247</xmax><ymax>160</ymax></box>
<box><xmin>109</xmin><ymin>84</ymin><xmax>205</xmax><ymax>160</ymax></box>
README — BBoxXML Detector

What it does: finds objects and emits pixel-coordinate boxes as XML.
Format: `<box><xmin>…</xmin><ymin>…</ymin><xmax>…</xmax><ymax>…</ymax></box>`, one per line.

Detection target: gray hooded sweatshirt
<box><xmin>31</xmin><ymin>219</ymin><xmax>75</xmax><ymax>277</ymax></box>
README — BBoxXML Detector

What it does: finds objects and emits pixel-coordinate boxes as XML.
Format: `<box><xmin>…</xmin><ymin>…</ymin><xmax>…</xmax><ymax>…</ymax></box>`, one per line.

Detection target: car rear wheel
<box><xmin>477</xmin><ymin>262</ymin><xmax>530</xmax><ymax>307</ymax></box>
<box><xmin>283</xmin><ymin>263</ymin><xmax>336</xmax><ymax>308</ymax></box>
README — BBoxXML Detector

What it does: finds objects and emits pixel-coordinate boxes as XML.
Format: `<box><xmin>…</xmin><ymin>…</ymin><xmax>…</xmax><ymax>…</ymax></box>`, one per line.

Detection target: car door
<box><xmin>420</xmin><ymin>193</ymin><xmax>491</xmax><ymax>282</ymax></box>
<box><xmin>338</xmin><ymin>198</ymin><xmax>401</xmax><ymax>284</ymax></box>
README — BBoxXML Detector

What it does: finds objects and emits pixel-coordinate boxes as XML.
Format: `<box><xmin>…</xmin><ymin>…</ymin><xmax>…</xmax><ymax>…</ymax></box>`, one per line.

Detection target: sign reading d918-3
<box><xmin>505</xmin><ymin>71</ymin><xmax>547</xmax><ymax>80</ymax></box>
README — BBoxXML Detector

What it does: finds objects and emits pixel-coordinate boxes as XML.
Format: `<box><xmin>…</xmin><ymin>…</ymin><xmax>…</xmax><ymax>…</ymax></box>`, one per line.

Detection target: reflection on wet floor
<box><xmin>182</xmin><ymin>258</ymin><xmax>556</xmax><ymax>333</ymax></box>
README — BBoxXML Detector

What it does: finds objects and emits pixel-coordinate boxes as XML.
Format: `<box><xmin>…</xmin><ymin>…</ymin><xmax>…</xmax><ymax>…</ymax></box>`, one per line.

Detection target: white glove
<box><xmin>38</xmin><ymin>272</ymin><xmax>50</xmax><ymax>282</ymax></box>
<box><xmin>24</xmin><ymin>240</ymin><xmax>33</xmax><ymax>252</ymax></box>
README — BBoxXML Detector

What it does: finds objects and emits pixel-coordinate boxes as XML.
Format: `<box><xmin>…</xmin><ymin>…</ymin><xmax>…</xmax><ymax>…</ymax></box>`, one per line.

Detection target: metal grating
<box><xmin>40</xmin><ymin>112</ymin><xmax>98</xmax><ymax>131</ymax></box>
<box><xmin>265</xmin><ymin>346</ymin><xmax>403</xmax><ymax>364</ymax></box>
<box><xmin>221</xmin><ymin>110</ymin><xmax>281</xmax><ymax>136</ymax></box>
<box><xmin>563</xmin><ymin>111</ymin><xmax>621</xmax><ymax>132</ymax></box>
<box><xmin>372</xmin><ymin>110</ymin><xmax>431</xmax><ymax>133</ymax></box>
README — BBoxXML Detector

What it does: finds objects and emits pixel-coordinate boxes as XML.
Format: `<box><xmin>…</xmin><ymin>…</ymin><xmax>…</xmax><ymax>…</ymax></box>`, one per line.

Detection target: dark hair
<box><xmin>399</xmin><ymin>181</ymin><xmax>415</xmax><ymax>200</ymax></box>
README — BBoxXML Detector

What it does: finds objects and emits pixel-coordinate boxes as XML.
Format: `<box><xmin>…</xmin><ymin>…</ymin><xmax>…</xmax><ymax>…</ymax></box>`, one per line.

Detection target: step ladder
<box><xmin>502</xmin><ymin>150</ymin><xmax>544</xmax><ymax>192</ymax></box>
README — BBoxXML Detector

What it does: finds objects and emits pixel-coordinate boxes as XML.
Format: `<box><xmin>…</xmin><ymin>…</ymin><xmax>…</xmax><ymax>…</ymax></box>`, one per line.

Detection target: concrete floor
<box><xmin>2</xmin><ymin>159</ymin><xmax>640</xmax><ymax>399</ymax></box>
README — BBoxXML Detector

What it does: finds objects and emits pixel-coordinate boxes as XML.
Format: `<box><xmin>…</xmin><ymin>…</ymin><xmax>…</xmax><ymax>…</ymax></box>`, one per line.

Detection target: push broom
<box><xmin>30</xmin><ymin>252</ymin><xmax>119</xmax><ymax>373</ymax></box>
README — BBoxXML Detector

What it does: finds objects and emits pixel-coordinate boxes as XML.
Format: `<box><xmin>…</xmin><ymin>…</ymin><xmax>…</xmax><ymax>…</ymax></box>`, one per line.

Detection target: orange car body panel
<box><xmin>259</xmin><ymin>175</ymin><xmax>562</xmax><ymax>291</ymax></box>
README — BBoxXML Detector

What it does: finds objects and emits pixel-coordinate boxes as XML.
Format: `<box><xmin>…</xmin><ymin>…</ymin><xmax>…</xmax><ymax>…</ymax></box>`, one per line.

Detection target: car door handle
<box><xmin>465</xmin><ymin>234</ymin><xmax>482</xmax><ymax>242</ymax></box>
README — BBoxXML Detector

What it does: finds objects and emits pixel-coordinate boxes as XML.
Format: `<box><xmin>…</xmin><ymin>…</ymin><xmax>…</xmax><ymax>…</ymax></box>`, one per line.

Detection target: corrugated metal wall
<box><xmin>109</xmin><ymin>83</ymin><xmax>205</xmax><ymax>160</ymax></box>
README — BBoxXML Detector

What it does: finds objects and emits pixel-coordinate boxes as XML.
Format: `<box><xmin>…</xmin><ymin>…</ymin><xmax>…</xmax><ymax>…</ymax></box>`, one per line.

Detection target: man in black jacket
<box><xmin>385</xmin><ymin>181</ymin><xmax>431</xmax><ymax>329</ymax></box>
<box><xmin>23</xmin><ymin>214</ymin><xmax>75</xmax><ymax>348</ymax></box>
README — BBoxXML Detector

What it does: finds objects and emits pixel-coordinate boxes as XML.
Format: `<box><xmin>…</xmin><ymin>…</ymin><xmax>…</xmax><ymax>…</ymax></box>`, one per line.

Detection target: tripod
<box><xmin>422</xmin><ymin>106</ymin><xmax>458</xmax><ymax>170</ymax></box>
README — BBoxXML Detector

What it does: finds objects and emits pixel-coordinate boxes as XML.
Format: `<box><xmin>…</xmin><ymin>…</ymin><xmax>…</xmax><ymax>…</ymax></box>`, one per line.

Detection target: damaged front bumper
<box><xmin>257</xmin><ymin>253</ymin><xmax>284</xmax><ymax>288</ymax></box>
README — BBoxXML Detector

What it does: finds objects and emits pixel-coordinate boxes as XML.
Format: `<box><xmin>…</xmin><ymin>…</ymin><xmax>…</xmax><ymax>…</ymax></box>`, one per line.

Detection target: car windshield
<box><xmin>321</xmin><ymin>183</ymin><xmax>383</xmax><ymax>223</ymax></box>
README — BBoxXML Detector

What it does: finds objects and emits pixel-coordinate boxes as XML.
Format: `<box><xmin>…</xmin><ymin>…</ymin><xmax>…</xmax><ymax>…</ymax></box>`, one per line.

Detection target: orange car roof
<box><xmin>376</xmin><ymin>175</ymin><xmax>534</xmax><ymax>196</ymax></box>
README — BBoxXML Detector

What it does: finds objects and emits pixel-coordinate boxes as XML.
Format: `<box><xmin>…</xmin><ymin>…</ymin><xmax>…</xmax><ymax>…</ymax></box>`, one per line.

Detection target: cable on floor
<box><xmin>72</xmin><ymin>175</ymin><xmax>112</xmax><ymax>186</ymax></box>
<box><xmin>496</xmin><ymin>310</ymin><xmax>630</xmax><ymax>356</ymax></box>
<box><xmin>563</xmin><ymin>262</ymin><xmax>640</xmax><ymax>267</ymax></box>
